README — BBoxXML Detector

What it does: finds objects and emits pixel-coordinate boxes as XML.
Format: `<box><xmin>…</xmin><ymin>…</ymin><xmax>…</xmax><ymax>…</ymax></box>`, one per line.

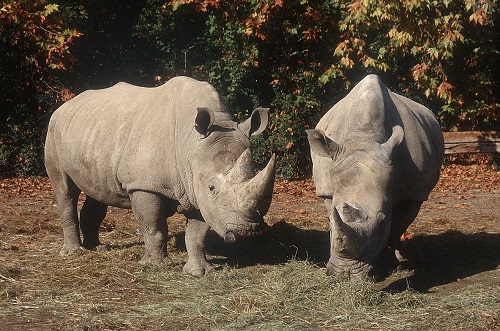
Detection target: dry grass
<box><xmin>1</xmin><ymin>238</ymin><xmax>498</xmax><ymax>331</ymax></box>
<box><xmin>1</xmin><ymin>162</ymin><xmax>499</xmax><ymax>330</ymax></box>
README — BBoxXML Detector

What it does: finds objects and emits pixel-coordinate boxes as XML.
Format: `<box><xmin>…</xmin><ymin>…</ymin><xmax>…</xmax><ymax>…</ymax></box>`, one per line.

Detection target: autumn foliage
<box><xmin>0</xmin><ymin>0</ymin><xmax>498</xmax><ymax>177</ymax></box>
<box><xmin>326</xmin><ymin>0</ymin><xmax>499</xmax><ymax>130</ymax></box>
<box><xmin>1</xmin><ymin>1</ymin><xmax>81</xmax><ymax>176</ymax></box>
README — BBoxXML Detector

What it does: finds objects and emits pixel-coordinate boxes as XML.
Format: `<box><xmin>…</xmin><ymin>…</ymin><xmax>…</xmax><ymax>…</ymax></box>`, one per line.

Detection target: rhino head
<box><xmin>188</xmin><ymin>107</ymin><xmax>276</xmax><ymax>242</ymax></box>
<box><xmin>307</xmin><ymin>126</ymin><xmax>404</xmax><ymax>278</ymax></box>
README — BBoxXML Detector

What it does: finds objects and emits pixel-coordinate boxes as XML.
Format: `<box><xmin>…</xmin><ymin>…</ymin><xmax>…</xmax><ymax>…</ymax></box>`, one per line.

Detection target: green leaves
<box><xmin>42</xmin><ymin>4</ymin><xmax>59</xmax><ymax>15</ymax></box>
<box><xmin>331</xmin><ymin>0</ymin><xmax>498</xmax><ymax>130</ymax></box>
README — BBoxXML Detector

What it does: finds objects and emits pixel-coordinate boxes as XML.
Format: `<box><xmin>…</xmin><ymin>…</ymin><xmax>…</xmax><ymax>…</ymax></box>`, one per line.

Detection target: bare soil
<box><xmin>0</xmin><ymin>155</ymin><xmax>499</xmax><ymax>330</ymax></box>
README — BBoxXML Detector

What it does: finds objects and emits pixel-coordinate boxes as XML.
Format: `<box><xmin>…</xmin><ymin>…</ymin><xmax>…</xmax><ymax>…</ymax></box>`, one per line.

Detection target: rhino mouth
<box><xmin>223</xmin><ymin>220</ymin><xmax>268</xmax><ymax>243</ymax></box>
<box><xmin>326</xmin><ymin>257</ymin><xmax>373</xmax><ymax>279</ymax></box>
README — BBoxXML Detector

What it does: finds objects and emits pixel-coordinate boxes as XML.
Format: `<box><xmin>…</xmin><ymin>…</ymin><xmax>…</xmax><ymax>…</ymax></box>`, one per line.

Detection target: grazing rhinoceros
<box><xmin>307</xmin><ymin>74</ymin><xmax>444</xmax><ymax>279</ymax></box>
<box><xmin>45</xmin><ymin>76</ymin><xmax>276</xmax><ymax>276</ymax></box>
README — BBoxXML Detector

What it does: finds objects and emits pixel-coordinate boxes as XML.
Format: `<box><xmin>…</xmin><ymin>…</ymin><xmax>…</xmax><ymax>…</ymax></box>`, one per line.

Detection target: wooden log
<box><xmin>443</xmin><ymin>131</ymin><xmax>500</xmax><ymax>154</ymax></box>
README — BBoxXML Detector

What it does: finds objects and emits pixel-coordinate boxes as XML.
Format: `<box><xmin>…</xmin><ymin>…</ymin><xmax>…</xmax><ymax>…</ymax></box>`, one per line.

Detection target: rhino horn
<box><xmin>237</xmin><ymin>153</ymin><xmax>276</xmax><ymax>219</ymax></box>
<box><xmin>228</xmin><ymin>148</ymin><xmax>256</xmax><ymax>182</ymax></box>
<box><xmin>330</xmin><ymin>205</ymin><xmax>364</xmax><ymax>258</ymax></box>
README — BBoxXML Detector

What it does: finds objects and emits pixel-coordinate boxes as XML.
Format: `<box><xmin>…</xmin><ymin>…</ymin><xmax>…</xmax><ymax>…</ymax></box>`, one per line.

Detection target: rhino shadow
<box><xmin>174</xmin><ymin>220</ymin><xmax>330</xmax><ymax>267</ymax></box>
<box><xmin>382</xmin><ymin>230</ymin><xmax>500</xmax><ymax>293</ymax></box>
<box><xmin>177</xmin><ymin>225</ymin><xmax>499</xmax><ymax>291</ymax></box>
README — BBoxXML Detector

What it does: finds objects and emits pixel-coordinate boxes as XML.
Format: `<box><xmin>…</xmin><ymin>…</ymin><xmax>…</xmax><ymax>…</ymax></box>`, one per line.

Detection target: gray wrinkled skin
<box><xmin>307</xmin><ymin>74</ymin><xmax>444</xmax><ymax>279</ymax></box>
<box><xmin>45</xmin><ymin>76</ymin><xmax>276</xmax><ymax>277</ymax></box>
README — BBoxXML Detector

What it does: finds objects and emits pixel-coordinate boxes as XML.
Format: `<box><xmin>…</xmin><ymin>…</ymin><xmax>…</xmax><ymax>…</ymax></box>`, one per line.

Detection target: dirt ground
<box><xmin>0</xmin><ymin>155</ymin><xmax>499</xmax><ymax>329</ymax></box>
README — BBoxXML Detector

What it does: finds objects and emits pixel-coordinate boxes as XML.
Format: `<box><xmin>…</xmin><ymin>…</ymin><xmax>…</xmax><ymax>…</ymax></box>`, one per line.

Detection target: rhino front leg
<box><xmin>388</xmin><ymin>200</ymin><xmax>423</xmax><ymax>249</ymax></box>
<box><xmin>80</xmin><ymin>196</ymin><xmax>108</xmax><ymax>251</ymax></box>
<box><xmin>183</xmin><ymin>218</ymin><xmax>214</xmax><ymax>277</ymax></box>
<box><xmin>376</xmin><ymin>200</ymin><xmax>423</xmax><ymax>276</ymax></box>
<box><xmin>130</xmin><ymin>191</ymin><xmax>172</xmax><ymax>266</ymax></box>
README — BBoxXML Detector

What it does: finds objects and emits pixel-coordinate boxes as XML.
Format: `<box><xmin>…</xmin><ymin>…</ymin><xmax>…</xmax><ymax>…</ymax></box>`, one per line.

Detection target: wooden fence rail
<box><xmin>443</xmin><ymin>131</ymin><xmax>500</xmax><ymax>154</ymax></box>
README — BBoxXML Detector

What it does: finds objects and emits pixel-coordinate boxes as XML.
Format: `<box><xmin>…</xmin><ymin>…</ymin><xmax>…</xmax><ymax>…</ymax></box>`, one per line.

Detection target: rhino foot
<box><xmin>370</xmin><ymin>247</ymin><xmax>401</xmax><ymax>280</ymax></box>
<box><xmin>82</xmin><ymin>241</ymin><xmax>108</xmax><ymax>252</ymax></box>
<box><xmin>139</xmin><ymin>253</ymin><xmax>172</xmax><ymax>266</ymax></box>
<box><xmin>182</xmin><ymin>259</ymin><xmax>214</xmax><ymax>277</ymax></box>
<box><xmin>92</xmin><ymin>244</ymin><xmax>108</xmax><ymax>252</ymax></box>
<box><xmin>59</xmin><ymin>244</ymin><xmax>85</xmax><ymax>256</ymax></box>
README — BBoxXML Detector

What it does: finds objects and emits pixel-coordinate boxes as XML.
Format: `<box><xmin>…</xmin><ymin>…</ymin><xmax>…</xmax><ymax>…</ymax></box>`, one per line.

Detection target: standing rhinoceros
<box><xmin>45</xmin><ymin>76</ymin><xmax>276</xmax><ymax>276</ymax></box>
<box><xmin>307</xmin><ymin>74</ymin><xmax>444</xmax><ymax>279</ymax></box>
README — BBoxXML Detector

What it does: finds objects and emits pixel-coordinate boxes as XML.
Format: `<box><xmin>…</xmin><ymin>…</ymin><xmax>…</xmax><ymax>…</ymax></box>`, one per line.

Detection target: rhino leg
<box><xmin>376</xmin><ymin>200</ymin><xmax>423</xmax><ymax>276</ymax></box>
<box><xmin>130</xmin><ymin>191</ymin><xmax>173</xmax><ymax>266</ymax></box>
<box><xmin>388</xmin><ymin>200</ymin><xmax>423</xmax><ymax>249</ymax></box>
<box><xmin>51</xmin><ymin>174</ymin><xmax>83</xmax><ymax>255</ymax></box>
<box><xmin>80</xmin><ymin>196</ymin><xmax>108</xmax><ymax>251</ymax></box>
<box><xmin>183</xmin><ymin>218</ymin><xmax>214</xmax><ymax>277</ymax></box>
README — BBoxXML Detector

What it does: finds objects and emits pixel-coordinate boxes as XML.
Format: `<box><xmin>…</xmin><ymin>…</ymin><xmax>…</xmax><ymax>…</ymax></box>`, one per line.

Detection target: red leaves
<box><xmin>437</xmin><ymin>81</ymin><xmax>454</xmax><ymax>102</ymax></box>
<box><xmin>0</xmin><ymin>177</ymin><xmax>52</xmax><ymax>200</ymax></box>
<box><xmin>400</xmin><ymin>232</ymin><xmax>414</xmax><ymax>241</ymax></box>
<box><xmin>1</xmin><ymin>1</ymin><xmax>82</xmax><ymax>103</ymax></box>
<box><xmin>273</xmin><ymin>179</ymin><xmax>318</xmax><ymax>200</ymax></box>
<box><xmin>60</xmin><ymin>87</ymin><xmax>75</xmax><ymax>102</ymax></box>
<box><xmin>348</xmin><ymin>1</ymin><xmax>367</xmax><ymax>15</ymax></box>
<box><xmin>436</xmin><ymin>155</ymin><xmax>500</xmax><ymax>193</ymax></box>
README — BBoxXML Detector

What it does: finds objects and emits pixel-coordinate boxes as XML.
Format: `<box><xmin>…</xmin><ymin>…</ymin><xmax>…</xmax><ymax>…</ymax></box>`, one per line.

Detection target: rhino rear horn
<box><xmin>227</xmin><ymin>148</ymin><xmax>256</xmax><ymax>182</ymax></box>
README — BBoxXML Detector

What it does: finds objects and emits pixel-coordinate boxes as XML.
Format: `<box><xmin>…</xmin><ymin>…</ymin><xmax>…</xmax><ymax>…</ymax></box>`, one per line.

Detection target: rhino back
<box><xmin>312</xmin><ymin>74</ymin><xmax>443</xmax><ymax>201</ymax></box>
<box><xmin>389</xmin><ymin>91</ymin><xmax>444</xmax><ymax>200</ymax></box>
<box><xmin>46</xmin><ymin>76</ymin><xmax>228</xmax><ymax>207</ymax></box>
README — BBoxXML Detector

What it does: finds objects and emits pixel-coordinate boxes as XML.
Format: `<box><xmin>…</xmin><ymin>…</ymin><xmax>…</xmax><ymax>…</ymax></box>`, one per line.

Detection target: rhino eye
<box><xmin>208</xmin><ymin>184</ymin><xmax>216</xmax><ymax>192</ymax></box>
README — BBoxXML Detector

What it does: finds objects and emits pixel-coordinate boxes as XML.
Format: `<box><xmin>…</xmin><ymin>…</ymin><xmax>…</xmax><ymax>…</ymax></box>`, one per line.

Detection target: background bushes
<box><xmin>1</xmin><ymin>0</ymin><xmax>498</xmax><ymax>178</ymax></box>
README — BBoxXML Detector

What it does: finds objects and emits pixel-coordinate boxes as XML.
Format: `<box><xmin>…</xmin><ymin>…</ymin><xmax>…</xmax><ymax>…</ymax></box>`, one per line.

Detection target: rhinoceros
<box><xmin>45</xmin><ymin>76</ymin><xmax>276</xmax><ymax>276</ymax></box>
<box><xmin>307</xmin><ymin>74</ymin><xmax>444</xmax><ymax>279</ymax></box>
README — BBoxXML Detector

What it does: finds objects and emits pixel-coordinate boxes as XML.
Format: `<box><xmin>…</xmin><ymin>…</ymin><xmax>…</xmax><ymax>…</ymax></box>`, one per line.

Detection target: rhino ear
<box><xmin>306</xmin><ymin>129</ymin><xmax>339</xmax><ymax>158</ymax></box>
<box><xmin>195</xmin><ymin>107</ymin><xmax>215</xmax><ymax>136</ymax></box>
<box><xmin>381</xmin><ymin>125</ymin><xmax>404</xmax><ymax>153</ymax></box>
<box><xmin>239</xmin><ymin>107</ymin><xmax>269</xmax><ymax>137</ymax></box>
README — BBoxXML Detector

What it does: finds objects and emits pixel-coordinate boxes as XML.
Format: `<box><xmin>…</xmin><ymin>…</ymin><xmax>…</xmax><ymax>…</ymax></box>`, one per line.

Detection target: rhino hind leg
<box><xmin>130</xmin><ymin>191</ymin><xmax>174</xmax><ymax>266</ymax></box>
<box><xmin>80</xmin><ymin>196</ymin><xmax>108</xmax><ymax>251</ymax></box>
<box><xmin>50</xmin><ymin>173</ymin><xmax>83</xmax><ymax>255</ymax></box>
<box><xmin>183</xmin><ymin>218</ymin><xmax>214</xmax><ymax>277</ymax></box>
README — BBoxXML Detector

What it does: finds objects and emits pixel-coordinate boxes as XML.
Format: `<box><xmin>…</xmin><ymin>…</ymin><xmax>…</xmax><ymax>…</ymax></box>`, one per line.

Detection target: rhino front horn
<box><xmin>237</xmin><ymin>153</ymin><xmax>276</xmax><ymax>220</ymax></box>
<box><xmin>330</xmin><ymin>206</ymin><xmax>363</xmax><ymax>258</ymax></box>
